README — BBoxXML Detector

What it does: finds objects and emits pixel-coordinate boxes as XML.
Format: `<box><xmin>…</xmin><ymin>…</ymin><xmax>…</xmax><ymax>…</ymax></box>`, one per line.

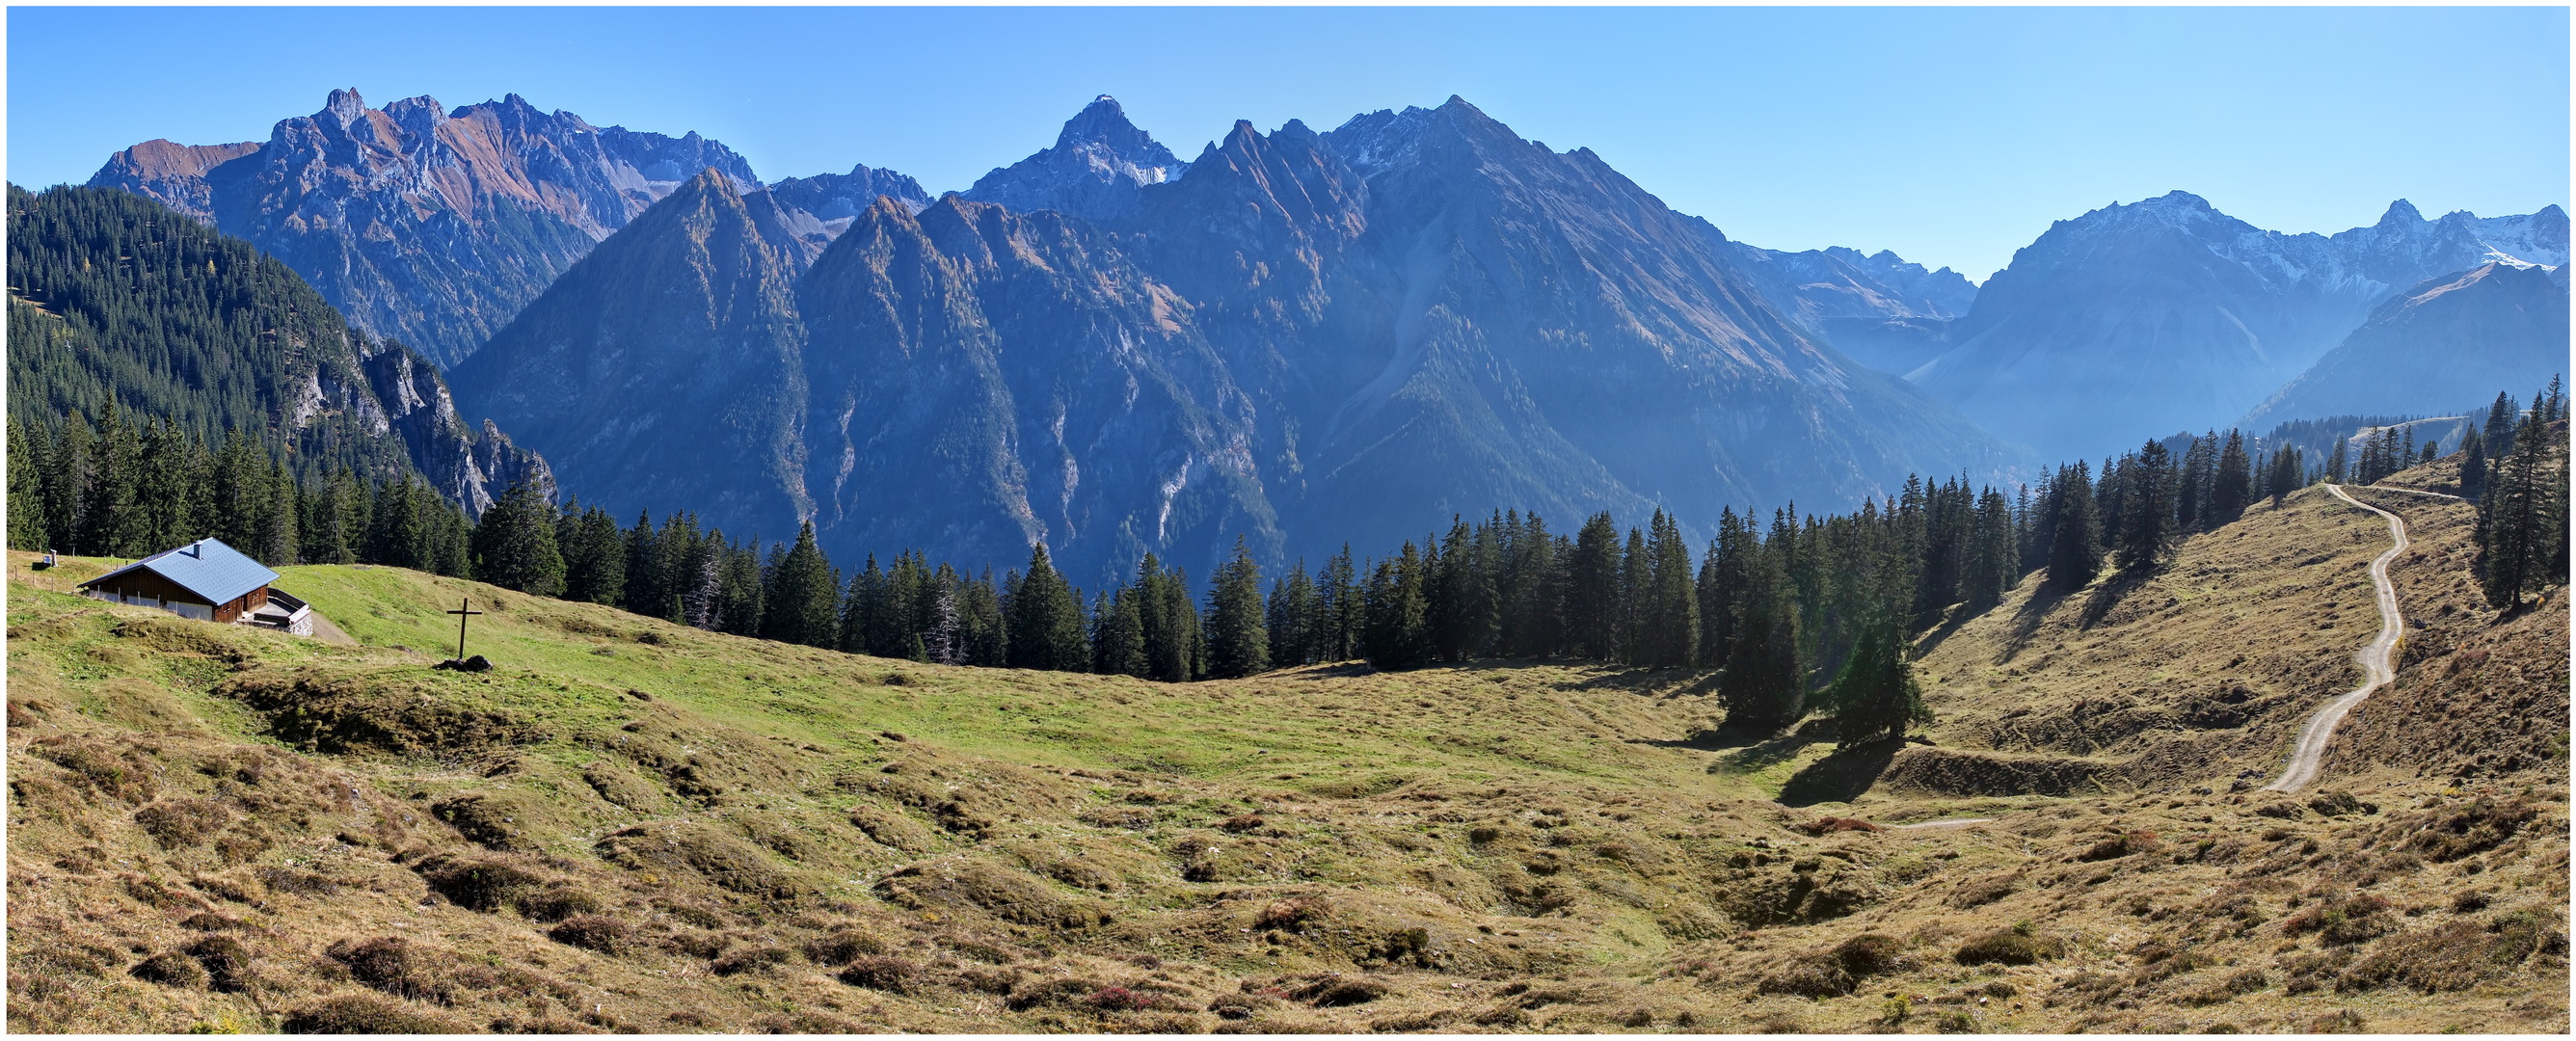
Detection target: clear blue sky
<box><xmin>10</xmin><ymin>6</ymin><xmax>2566</xmax><ymax>280</ymax></box>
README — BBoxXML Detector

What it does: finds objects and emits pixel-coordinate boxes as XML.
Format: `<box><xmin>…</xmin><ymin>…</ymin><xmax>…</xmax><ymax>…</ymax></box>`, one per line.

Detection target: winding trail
<box><xmin>2263</xmin><ymin>484</ymin><xmax>2410</xmax><ymax>793</ymax></box>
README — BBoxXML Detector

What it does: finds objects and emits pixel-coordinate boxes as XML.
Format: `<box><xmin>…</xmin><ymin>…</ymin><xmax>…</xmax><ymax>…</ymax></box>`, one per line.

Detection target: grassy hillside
<box><xmin>7</xmin><ymin>468</ymin><xmax>2566</xmax><ymax>1033</ymax></box>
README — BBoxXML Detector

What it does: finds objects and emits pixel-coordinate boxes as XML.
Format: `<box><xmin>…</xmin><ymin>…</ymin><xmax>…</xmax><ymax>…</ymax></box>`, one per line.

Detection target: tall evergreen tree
<box><xmin>1823</xmin><ymin>618</ymin><xmax>1929</xmax><ymax>747</ymax></box>
<box><xmin>761</xmin><ymin>521</ymin><xmax>839</xmax><ymax>649</ymax></box>
<box><xmin>1361</xmin><ymin>545</ymin><xmax>1433</xmax><ymax>670</ymax></box>
<box><xmin>2047</xmin><ymin>463</ymin><xmax>2104</xmax><ymax>591</ymax></box>
<box><xmin>1632</xmin><ymin>510</ymin><xmax>1699</xmax><ymax>667</ymax></box>
<box><xmin>1006</xmin><ymin>544</ymin><xmax>1090</xmax><ymax>672</ymax></box>
<box><xmin>2212</xmin><ymin>429</ymin><xmax>2253</xmax><ymax>524</ymax></box>
<box><xmin>1720</xmin><ymin>540</ymin><xmax>1804</xmax><ymax>731</ymax></box>
<box><xmin>2118</xmin><ymin>440</ymin><xmax>2175</xmax><ymax>574</ymax></box>
<box><xmin>1565</xmin><ymin>513</ymin><xmax>1623</xmax><ymax>660</ymax></box>
<box><xmin>1205</xmin><ymin>537</ymin><xmax>1271</xmax><ymax>679</ymax></box>
<box><xmin>469</xmin><ymin>480</ymin><xmax>564</xmax><ymax>596</ymax></box>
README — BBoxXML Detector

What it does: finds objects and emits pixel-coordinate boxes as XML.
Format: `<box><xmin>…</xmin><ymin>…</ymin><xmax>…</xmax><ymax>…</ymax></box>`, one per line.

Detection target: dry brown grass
<box><xmin>7</xmin><ymin>474</ymin><xmax>2566</xmax><ymax>1035</ymax></box>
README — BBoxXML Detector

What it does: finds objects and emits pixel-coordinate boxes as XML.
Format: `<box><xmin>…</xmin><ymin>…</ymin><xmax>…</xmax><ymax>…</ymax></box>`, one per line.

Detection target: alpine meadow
<box><xmin>6</xmin><ymin>7</ymin><xmax>2570</xmax><ymax>1035</ymax></box>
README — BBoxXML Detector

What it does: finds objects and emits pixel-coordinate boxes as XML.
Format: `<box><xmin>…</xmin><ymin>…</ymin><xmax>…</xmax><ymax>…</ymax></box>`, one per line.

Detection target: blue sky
<box><xmin>9</xmin><ymin>6</ymin><xmax>2566</xmax><ymax>280</ymax></box>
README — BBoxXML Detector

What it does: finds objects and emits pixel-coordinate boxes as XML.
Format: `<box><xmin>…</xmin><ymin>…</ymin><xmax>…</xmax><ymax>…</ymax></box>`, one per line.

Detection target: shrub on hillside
<box><xmin>1954</xmin><ymin>925</ymin><xmax>2064</xmax><ymax>966</ymax></box>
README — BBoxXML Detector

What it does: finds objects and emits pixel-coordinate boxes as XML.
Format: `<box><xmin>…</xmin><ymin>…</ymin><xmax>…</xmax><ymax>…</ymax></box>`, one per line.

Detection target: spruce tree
<box><xmin>2046</xmin><ymin>463</ymin><xmax>2103</xmax><ymax>591</ymax></box>
<box><xmin>1094</xmin><ymin>585</ymin><xmax>1149</xmax><ymax>678</ymax></box>
<box><xmin>1719</xmin><ymin>543</ymin><xmax>1804</xmax><ymax>731</ymax></box>
<box><xmin>1006</xmin><ymin>544</ymin><xmax>1089</xmax><ymax>672</ymax></box>
<box><xmin>1317</xmin><ymin>546</ymin><xmax>1360</xmax><ymax>662</ymax></box>
<box><xmin>8</xmin><ymin>420</ymin><xmax>47</xmax><ymax>551</ymax></box>
<box><xmin>2117</xmin><ymin>440</ymin><xmax>2174</xmax><ymax>574</ymax></box>
<box><xmin>2460</xmin><ymin>428</ymin><xmax>2488</xmax><ymax>498</ymax></box>
<box><xmin>1205</xmin><ymin>537</ymin><xmax>1271</xmax><ymax>679</ymax></box>
<box><xmin>1633</xmin><ymin>510</ymin><xmax>1699</xmax><ymax>667</ymax></box>
<box><xmin>1824</xmin><ymin>619</ymin><xmax>1928</xmax><ymax>747</ymax></box>
<box><xmin>469</xmin><ymin>480</ymin><xmax>564</xmax><ymax>596</ymax></box>
<box><xmin>761</xmin><ymin>521</ymin><xmax>839</xmax><ymax>649</ymax></box>
<box><xmin>1361</xmin><ymin>546</ymin><xmax>1432</xmax><ymax>670</ymax></box>
<box><xmin>2213</xmin><ymin>430</ymin><xmax>2253</xmax><ymax>523</ymax></box>
<box><xmin>1566</xmin><ymin>513</ymin><xmax>1622</xmax><ymax>660</ymax></box>
<box><xmin>2485</xmin><ymin>392</ymin><xmax>2519</xmax><ymax>459</ymax></box>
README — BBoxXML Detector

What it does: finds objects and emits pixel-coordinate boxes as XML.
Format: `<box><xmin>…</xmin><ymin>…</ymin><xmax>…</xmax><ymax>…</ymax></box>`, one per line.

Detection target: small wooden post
<box><xmin>446</xmin><ymin>597</ymin><xmax>485</xmax><ymax>660</ymax></box>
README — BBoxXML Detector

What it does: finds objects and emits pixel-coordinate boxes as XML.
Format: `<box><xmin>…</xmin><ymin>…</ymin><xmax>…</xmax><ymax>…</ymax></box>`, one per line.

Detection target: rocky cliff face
<box><xmin>459</xmin><ymin>97</ymin><xmax>2025</xmax><ymax>584</ymax></box>
<box><xmin>2242</xmin><ymin>262</ymin><xmax>2571</xmax><ymax>428</ymax></box>
<box><xmin>445</xmin><ymin>171</ymin><xmax>810</xmax><ymax>541</ymax></box>
<box><xmin>90</xmin><ymin>90</ymin><xmax>926</xmax><ymax>368</ymax></box>
<box><xmin>1913</xmin><ymin>192</ymin><xmax>2568</xmax><ymax>460</ymax></box>
<box><xmin>799</xmin><ymin>197</ymin><xmax>1275</xmax><ymax>578</ymax></box>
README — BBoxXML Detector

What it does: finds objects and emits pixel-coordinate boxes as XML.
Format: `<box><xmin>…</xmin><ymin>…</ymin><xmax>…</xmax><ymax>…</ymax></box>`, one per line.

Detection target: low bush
<box><xmin>134</xmin><ymin>798</ymin><xmax>232</xmax><ymax>848</ymax></box>
<box><xmin>547</xmin><ymin>915</ymin><xmax>637</xmax><ymax>955</ymax></box>
<box><xmin>1954</xmin><ymin>926</ymin><xmax>2064</xmax><ymax>966</ymax></box>
<box><xmin>710</xmin><ymin>946</ymin><xmax>792</xmax><ymax>976</ymax></box>
<box><xmin>130</xmin><ymin>952</ymin><xmax>208</xmax><ymax>988</ymax></box>
<box><xmin>838</xmin><ymin>955</ymin><xmax>926</xmax><ymax>994</ymax></box>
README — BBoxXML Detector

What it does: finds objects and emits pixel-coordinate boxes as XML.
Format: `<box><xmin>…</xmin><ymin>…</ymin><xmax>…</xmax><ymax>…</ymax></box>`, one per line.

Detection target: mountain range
<box><xmin>2242</xmin><ymin>260</ymin><xmax>2572</xmax><ymax>429</ymax></box>
<box><xmin>1910</xmin><ymin>192</ymin><xmax>2567</xmax><ymax>459</ymax></box>
<box><xmin>71</xmin><ymin>89</ymin><xmax>2570</xmax><ymax>580</ymax></box>
<box><xmin>451</xmin><ymin>96</ymin><xmax>2023</xmax><ymax>584</ymax></box>
<box><xmin>87</xmin><ymin>90</ymin><xmax>928</xmax><ymax>368</ymax></box>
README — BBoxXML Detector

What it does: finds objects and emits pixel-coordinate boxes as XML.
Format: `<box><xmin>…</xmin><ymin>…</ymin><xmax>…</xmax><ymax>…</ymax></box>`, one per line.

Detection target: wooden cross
<box><xmin>446</xmin><ymin>597</ymin><xmax>485</xmax><ymax>660</ymax></box>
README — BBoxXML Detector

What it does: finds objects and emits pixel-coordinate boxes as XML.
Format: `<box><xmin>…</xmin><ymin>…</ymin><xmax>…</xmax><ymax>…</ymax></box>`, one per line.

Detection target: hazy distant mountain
<box><xmin>2242</xmin><ymin>262</ymin><xmax>2571</xmax><ymax>429</ymax></box>
<box><xmin>9</xmin><ymin>183</ymin><xmax>548</xmax><ymax>514</ymax></box>
<box><xmin>451</xmin><ymin>96</ymin><xmax>2026</xmax><ymax>584</ymax></box>
<box><xmin>445</xmin><ymin>172</ymin><xmax>810</xmax><ymax>535</ymax></box>
<box><xmin>1911</xmin><ymin>191</ymin><xmax>2568</xmax><ymax>460</ymax></box>
<box><xmin>1721</xmin><ymin>241</ymin><xmax>1978</xmax><ymax>374</ymax></box>
<box><xmin>89</xmin><ymin>90</ymin><xmax>927</xmax><ymax>367</ymax></box>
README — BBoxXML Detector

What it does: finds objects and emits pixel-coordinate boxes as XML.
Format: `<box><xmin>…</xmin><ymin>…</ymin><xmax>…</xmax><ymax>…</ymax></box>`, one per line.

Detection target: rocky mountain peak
<box><xmin>961</xmin><ymin>95</ymin><xmax>1189</xmax><ymax>222</ymax></box>
<box><xmin>2378</xmin><ymin>199</ymin><xmax>2426</xmax><ymax>226</ymax></box>
<box><xmin>318</xmin><ymin>87</ymin><xmax>368</xmax><ymax>127</ymax></box>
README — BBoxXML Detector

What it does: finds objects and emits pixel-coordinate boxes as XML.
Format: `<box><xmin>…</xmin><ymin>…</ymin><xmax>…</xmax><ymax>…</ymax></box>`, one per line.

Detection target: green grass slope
<box><xmin>8</xmin><ymin>467</ymin><xmax>2567</xmax><ymax>1034</ymax></box>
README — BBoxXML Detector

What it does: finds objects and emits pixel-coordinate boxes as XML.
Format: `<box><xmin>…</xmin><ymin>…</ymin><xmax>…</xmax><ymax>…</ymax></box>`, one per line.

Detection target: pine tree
<box><xmin>1266</xmin><ymin>560</ymin><xmax>1320</xmax><ymax>668</ymax></box>
<box><xmin>2323</xmin><ymin>439</ymin><xmax>2349</xmax><ymax>485</ymax></box>
<box><xmin>1361</xmin><ymin>545</ymin><xmax>1432</xmax><ymax>670</ymax></box>
<box><xmin>469</xmin><ymin>480</ymin><xmax>564</xmax><ymax>596</ymax></box>
<box><xmin>1566</xmin><ymin>513</ymin><xmax>1622</xmax><ymax>660</ymax></box>
<box><xmin>2118</xmin><ymin>440</ymin><xmax>2174</xmax><ymax>574</ymax></box>
<box><xmin>1316</xmin><ymin>546</ymin><xmax>1360</xmax><ymax>662</ymax></box>
<box><xmin>1006</xmin><ymin>544</ymin><xmax>1089</xmax><ymax>672</ymax></box>
<box><xmin>1824</xmin><ymin>619</ymin><xmax>1929</xmax><ymax>747</ymax></box>
<box><xmin>1633</xmin><ymin>510</ymin><xmax>1699</xmax><ymax>667</ymax></box>
<box><xmin>2485</xmin><ymin>392</ymin><xmax>2520</xmax><ymax>460</ymax></box>
<box><xmin>2213</xmin><ymin>429</ymin><xmax>2253</xmax><ymax>524</ymax></box>
<box><xmin>2460</xmin><ymin>427</ymin><xmax>2488</xmax><ymax>498</ymax></box>
<box><xmin>2047</xmin><ymin>463</ymin><xmax>2103</xmax><ymax>591</ymax></box>
<box><xmin>1719</xmin><ymin>541</ymin><xmax>1804</xmax><ymax>731</ymax></box>
<box><xmin>8</xmin><ymin>419</ymin><xmax>48</xmax><ymax>551</ymax></box>
<box><xmin>761</xmin><ymin>521</ymin><xmax>839</xmax><ymax>649</ymax></box>
<box><xmin>2477</xmin><ymin>409</ymin><xmax>2554</xmax><ymax>608</ymax></box>
<box><xmin>1205</xmin><ymin>537</ymin><xmax>1271</xmax><ymax>679</ymax></box>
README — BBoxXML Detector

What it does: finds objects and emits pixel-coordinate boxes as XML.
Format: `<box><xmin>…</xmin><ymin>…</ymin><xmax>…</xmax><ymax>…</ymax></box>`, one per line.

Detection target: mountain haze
<box><xmin>445</xmin><ymin>172</ymin><xmax>809</xmax><ymax>535</ymax></box>
<box><xmin>1913</xmin><ymin>192</ymin><xmax>2567</xmax><ymax>460</ymax></box>
<box><xmin>455</xmin><ymin>96</ymin><xmax>2027</xmax><ymax>585</ymax></box>
<box><xmin>2243</xmin><ymin>261</ymin><xmax>2572</xmax><ymax>429</ymax></box>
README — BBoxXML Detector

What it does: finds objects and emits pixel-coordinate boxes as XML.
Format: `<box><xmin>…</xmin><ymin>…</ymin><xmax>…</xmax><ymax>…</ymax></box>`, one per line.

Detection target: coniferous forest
<box><xmin>20</xmin><ymin>381</ymin><xmax>2561</xmax><ymax>744</ymax></box>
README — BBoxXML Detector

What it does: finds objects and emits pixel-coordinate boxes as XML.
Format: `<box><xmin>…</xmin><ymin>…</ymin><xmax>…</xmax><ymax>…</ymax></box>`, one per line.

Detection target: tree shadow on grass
<box><xmin>1688</xmin><ymin>717</ymin><xmax>1837</xmax><ymax>773</ymax></box>
<box><xmin>2078</xmin><ymin>569</ymin><xmax>2158</xmax><ymax>630</ymax></box>
<box><xmin>1775</xmin><ymin>736</ymin><xmax>1907</xmax><ymax>808</ymax></box>
<box><xmin>1997</xmin><ymin>580</ymin><xmax>2072</xmax><ymax>663</ymax></box>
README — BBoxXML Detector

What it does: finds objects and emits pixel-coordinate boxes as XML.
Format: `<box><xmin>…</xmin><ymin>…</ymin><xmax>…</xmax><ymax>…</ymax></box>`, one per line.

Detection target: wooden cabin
<box><xmin>77</xmin><ymin>538</ymin><xmax>311</xmax><ymax>635</ymax></box>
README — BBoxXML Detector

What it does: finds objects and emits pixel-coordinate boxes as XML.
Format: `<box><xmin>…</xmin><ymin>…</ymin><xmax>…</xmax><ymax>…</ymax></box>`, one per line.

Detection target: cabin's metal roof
<box><xmin>78</xmin><ymin>538</ymin><xmax>278</xmax><ymax>605</ymax></box>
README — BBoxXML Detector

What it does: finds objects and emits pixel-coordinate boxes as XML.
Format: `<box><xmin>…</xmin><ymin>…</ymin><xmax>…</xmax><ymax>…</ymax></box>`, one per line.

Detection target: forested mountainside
<box><xmin>1912</xmin><ymin>193</ymin><xmax>2568</xmax><ymax>461</ymax></box>
<box><xmin>456</xmin><ymin>98</ymin><xmax>2025</xmax><ymax>588</ymax></box>
<box><xmin>2242</xmin><ymin>262</ymin><xmax>2573</xmax><ymax>430</ymax></box>
<box><xmin>5</xmin><ymin>184</ymin><xmax>548</xmax><ymax>515</ymax></box>
<box><xmin>87</xmin><ymin>90</ymin><xmax>927</xmax><ymax>367</ymax></box>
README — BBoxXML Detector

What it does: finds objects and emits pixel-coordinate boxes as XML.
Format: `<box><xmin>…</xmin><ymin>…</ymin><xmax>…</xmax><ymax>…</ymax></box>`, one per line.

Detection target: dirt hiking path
<box><xmin>2263</xmin><ymin>484</ymin><xmax>2410</xmax><ymax>793</ymax></box>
